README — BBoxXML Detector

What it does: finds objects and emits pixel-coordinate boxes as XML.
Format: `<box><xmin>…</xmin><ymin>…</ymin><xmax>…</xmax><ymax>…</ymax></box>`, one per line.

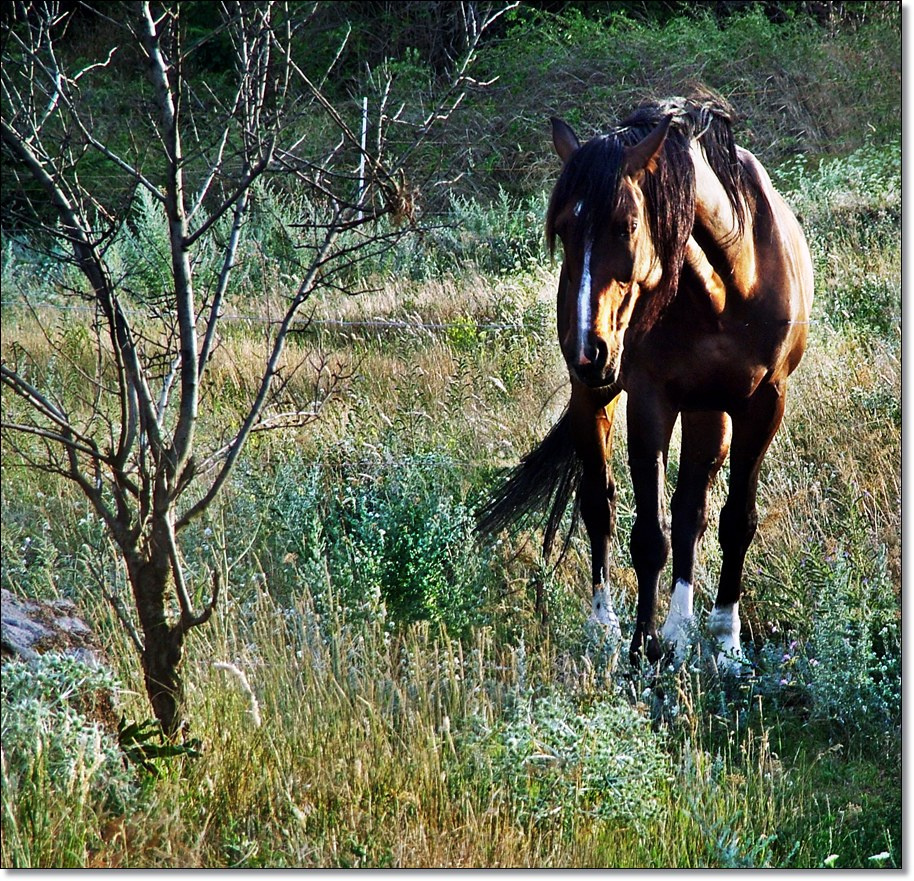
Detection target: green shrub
<box><xmin>801</xmin><ymin>540</ymin><xmax>899</xmax><ymax>732</ymax></box>
<box><xmin>463</xmin><ymin>4</ymin><xmax>899</xmax><ymax>199</ymax></box>
<box><xmin>1</xmin><ymin>654</ymin><xmax>137</xmax><ymax>867</ymax></box>
<box><xmin>750</xmin><ymin>532</ymin><xmax>899</xmax><ymax>737</ymax></box>
<box><xmin>473</xmin><ymin>689</ymin><xmax>671</xmax><ymax>833</ymax></box>
<box><xmin>337</xmin><ymin>189</ymin><xmax>549</xmax><ymax>283</ymax></box>
<box><xmin>780</xmin><ymin>141</ymin><xmax>901</xmax><ymax>339</ymax></box>
<box><xmin>214</xmin><ymin>453</ymin><xmax>489</xmax><ymax>635</ymax></box>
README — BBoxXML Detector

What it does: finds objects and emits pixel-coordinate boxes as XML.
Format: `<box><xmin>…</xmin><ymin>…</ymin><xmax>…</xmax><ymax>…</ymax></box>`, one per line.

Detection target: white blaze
<box><xmin>577</xmin><ymin>239</ymin><xmax>593</xmax><ymax>359</ymax></box>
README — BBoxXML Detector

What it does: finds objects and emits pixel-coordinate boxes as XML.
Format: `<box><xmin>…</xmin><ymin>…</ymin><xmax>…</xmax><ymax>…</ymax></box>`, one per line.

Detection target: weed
<box><xmin>1</xmin><ymin>655</ymin><xmax>139</xmax><ymax>867</ymax></box>
<box><xmin>478</xmin><ymin>689</ymin><xmax>671</xmax><ymax>833</ymax></box>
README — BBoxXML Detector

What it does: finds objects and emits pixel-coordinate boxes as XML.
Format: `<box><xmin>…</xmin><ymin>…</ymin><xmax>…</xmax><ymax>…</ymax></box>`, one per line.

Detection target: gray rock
<box><xmin>1</xmin><ymin>588</ymin><xmax>106</xmax><ymax>666</ymax></box>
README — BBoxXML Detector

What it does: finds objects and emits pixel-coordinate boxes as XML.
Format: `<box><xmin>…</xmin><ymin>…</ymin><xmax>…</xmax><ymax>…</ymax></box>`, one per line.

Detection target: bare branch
<box><xmin>198</xmin><ymin>190</ymin><xmax>249</xmax><ymax>376</ymax></box>
<box><xmin>184</xmin><ymin>154</ymin><xmax>270</xmax><ymax>247</ymax></box>
<box><xmin>176</xmin><ymin>218</ymin><xmax>341</xmax><ymax>529</ymax></box>
<box><xmin>181</xmin><ymin>568</ymin><xmax>220</xmax><ymax>635</ymax></box>
<box><xmin>137</xmin><ymin>0</ymin><xmax>198</xmax><ymax>485</ymax></box>
<box><xmin>0</xmin><ymin>421</ymin><xmax>103</xmax><ymax>461</ymax></box>
<box><xmin>86</xmin><ymin>556</ymin><xmax>144</xmax><ymax>656</ymax></box>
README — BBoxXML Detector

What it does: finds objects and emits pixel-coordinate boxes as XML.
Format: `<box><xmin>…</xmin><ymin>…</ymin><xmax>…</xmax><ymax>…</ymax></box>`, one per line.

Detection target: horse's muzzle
<box><xmin>572</xmin><ymin>335</ymin><xmax>620</xmax><ymax>388</ymax></box>
<box><xmin>573</xmin><ymin>361</ymin><xmax>619</xmax><ymax>389</ymax></box>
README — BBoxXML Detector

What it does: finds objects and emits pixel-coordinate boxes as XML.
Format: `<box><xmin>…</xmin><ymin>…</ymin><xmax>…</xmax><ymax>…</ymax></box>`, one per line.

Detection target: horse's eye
<box><xmin>614</xmin><ymin>220</ymin><xmax>637</xmax><ymax>240</ymax></box>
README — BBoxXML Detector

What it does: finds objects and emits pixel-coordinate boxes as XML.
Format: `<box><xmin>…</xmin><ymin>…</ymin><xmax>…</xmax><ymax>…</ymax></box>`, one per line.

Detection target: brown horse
<box><xmin>479</xmin><ymin>95</ymin><xmax>813</xmax><ymax>673</ymax></box>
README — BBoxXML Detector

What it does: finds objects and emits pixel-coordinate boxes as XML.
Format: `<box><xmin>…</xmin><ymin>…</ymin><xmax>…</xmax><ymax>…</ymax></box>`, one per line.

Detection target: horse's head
<box><xmin>547</xmin><ymin>115</ymin><xmax>673</xmax><ymax>389</ymax></box>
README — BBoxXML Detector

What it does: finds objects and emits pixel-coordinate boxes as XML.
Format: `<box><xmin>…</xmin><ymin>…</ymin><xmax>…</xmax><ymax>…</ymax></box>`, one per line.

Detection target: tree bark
<box><xmin>126</xmin><ymin>533</ymin><xmax>184</xmax><ymax>738</ymax></box>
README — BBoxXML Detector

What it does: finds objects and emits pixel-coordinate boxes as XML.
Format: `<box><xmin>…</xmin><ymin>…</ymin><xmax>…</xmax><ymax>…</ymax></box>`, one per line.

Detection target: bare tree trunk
<box><xmin>127</xmin><ymin>546</ymin><xmax>183</xmax><ymax>737</ymax></box>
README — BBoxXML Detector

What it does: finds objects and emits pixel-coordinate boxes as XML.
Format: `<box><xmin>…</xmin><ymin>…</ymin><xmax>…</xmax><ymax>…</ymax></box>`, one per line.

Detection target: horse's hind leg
<box><xmin>569</xmin><ymin>385</ymin><xmax>620</xmax><ymax>640</ymax></box>
<box><xmin>661</xmin><ymin>411</ymin><xmax>731</xmax><ymax>665</ymax></box>
<box><xmin>712</xmin><ymin>383</ymin><xmax>786</xmax><ymax>674</ymax></box>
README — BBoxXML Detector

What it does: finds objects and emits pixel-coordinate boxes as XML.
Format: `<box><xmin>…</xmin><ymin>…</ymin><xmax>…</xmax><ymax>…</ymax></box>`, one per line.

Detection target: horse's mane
<box><xmin>546</xmin><ymin>91</ymin><xmax>755</xmax><ymax>330</ymax></box>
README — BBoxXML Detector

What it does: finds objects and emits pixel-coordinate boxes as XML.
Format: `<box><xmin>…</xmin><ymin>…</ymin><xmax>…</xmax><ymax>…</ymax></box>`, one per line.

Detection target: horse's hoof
<box><xmin>585</xmin><ymin>614</ymin><xmax>622</xmax><ymax>649</ymax></box>
<box><xmin>714</xmin><ymin>647</ymin><xmax>751</xmax><ymax>678</ymax></box>
<box><xmin>660</xmin><ymin>615</ymin><xmax>696</xmax><ymax>669</ymax></box>
<box><xmin>628</xmin><ymin>628</ymin><xmax>662</xmax><ymax>668</ymax></box>
<box><xmin>707</xmin><ymin>602</ymin><xmax>744</xmax><ymax>675</ymax></box>
<box><xmin>584</xmin><ymin>616</ymin><xmax>621</xmax><ymax>677</ymax></box>
<box><xmin>588</xmin><ymin>586</ymin><xmax>622</xmax><ymax>643</ymax></box>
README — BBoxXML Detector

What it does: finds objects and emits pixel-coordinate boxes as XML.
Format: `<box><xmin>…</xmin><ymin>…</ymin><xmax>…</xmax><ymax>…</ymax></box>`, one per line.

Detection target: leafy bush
<box><xmin>801</xmin><ymin>541</ymin><xmax>900</xmax><ymax>732</ymax></box>
<box><xmin>475</xmin><ymin>689</ymin><xmax>671</xmax><ymax>832</ymax></box>
<box><xmin>333</xmin><ymin>190</ymin><xmax>549</xmax><ymax>283</ymax></box>
<box><xmin>750</xmin><ymin>532</ymin><xmax>899</xmax><ymax>737</ymax></box>
<box><xmin>780</xmin><ymin>141</ymin><xmax>901</xmax><ymax>338</ymax></box>
<box><xmin>215</xmin><ymin>453</ymin><xmax>489</xmax><ymax>635</ymax></box>
<box><xmin>463</xmin><ymin>4</ymin><xmax>899</xmax><ymax>199</ymax></box>
<box><xmin>1</xmin><ymin>654</ymin><xmax>137</xmax><ymax>867</ymax></box>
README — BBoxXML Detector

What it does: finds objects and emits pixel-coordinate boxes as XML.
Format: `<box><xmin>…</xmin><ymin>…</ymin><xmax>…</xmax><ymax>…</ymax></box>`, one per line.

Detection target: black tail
<box><xmin>476</xmin><ymin>409</ymin><xmax>582</xmax><ymax>560</ymax></box>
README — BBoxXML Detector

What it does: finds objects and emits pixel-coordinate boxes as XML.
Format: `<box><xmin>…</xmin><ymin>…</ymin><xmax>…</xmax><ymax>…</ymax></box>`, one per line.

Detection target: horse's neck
<box><xmin>688</xmin><ymin>140</ymin><xmax>757</xmax><ymax>296</ymax></box>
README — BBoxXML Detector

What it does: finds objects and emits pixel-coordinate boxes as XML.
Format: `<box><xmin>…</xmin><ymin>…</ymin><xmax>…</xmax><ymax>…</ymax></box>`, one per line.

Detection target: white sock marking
<box><xmin>588</xmin><ymin>585</ymin><xmax>621</xmax><ymax>642</ymax></box>
<box><xmin>707</xmin><ymin>602</ymin><xmax>744</xmax><ymax>675</ymax></box>
<box><xmin>660</xmin><ymin>578</ymin><xmax>695</xmax><ymax>665</ymax></box>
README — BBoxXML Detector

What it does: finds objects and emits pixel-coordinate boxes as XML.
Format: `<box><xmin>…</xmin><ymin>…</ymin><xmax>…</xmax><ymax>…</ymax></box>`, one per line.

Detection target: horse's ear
<box><xmin>551</xmin><ymin>117</ymin><xmax>580</xmax><ymax>163</ymax></box>
<box><xmin>623</xmin><ymin>114</ymin><xmax>673</xmax><ymax>180</ymax></box>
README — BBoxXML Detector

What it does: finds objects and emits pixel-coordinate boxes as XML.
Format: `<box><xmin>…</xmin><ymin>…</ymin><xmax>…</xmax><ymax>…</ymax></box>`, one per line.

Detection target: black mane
<box><xmin>546</xmin><ymin>92</ymin><xmax>754</xmax><ymax>328</ymax></box>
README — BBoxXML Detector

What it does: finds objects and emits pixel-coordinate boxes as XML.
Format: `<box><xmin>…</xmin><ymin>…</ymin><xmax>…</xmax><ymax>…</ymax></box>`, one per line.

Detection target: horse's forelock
<box><xmin>546</xmin><ymin>135</ymin><xmax>627</xmax><ymax>256</ymax></box>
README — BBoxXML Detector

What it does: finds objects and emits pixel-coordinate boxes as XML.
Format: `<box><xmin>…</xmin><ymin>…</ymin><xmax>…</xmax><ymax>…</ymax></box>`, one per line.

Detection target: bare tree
<box><xmin>1</xmin><ymin>0</ymin><xmax>514</xmax><ymax>737</ymax></box>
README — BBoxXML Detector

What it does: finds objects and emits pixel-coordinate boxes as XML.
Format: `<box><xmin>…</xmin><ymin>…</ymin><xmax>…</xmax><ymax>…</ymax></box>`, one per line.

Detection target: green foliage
<box><xmin>339</xmin><ymin>190</ymin><xmax>549</xmax><ymax>283</ymax></box>
<box><xmin>801</xmin><ymin>540</ymin><xmax>899</xmax><ymax>731</ymax></box>
<box><xmin>820</xmin><ymin>274</ymin><xmax>899</xmax><ymax>338</ymax></box>
<box><xmin>478</xmin><ymin>689</ymin><xmax>671</xmax><ymax>832</ymax></box>
<box><xmin>1</xmin><ymin>521</ymin><xmax>63</xmax><ymax>600</ymax></box>
<box><xmin>214</xmin><ymin>454</ymin><xmax>488</xmax><ymax>635</ymax></box>
<box><xmin>1</xmin><ymin>654</ymin><xmax>138</xmax><ymax>867</ymax></box>
<box><xmin>750</xmin><ymin>534</ymin><xmax>900</xmax><ymax>736</ymax></box>
<box><xmin>117</xmin><ymin>717</ymin><xmax>203</xmax><ymax>777</ymax></box>
<box><xmin>0</xmin><ymin>236</ymin><xmax>64</xmax><ymax>303</ymax></box>
<box><xmin>780</xmin><ymin>141</ymin><xmax>900</xmax><ymax>339</ymax></box>
<box><xmin>464</xmin><ymin>3</ymin><xmax>899</xmax><ymax>199</ymax></box>
<box><xmin>107</xmin><ymin>188</ymin><xmax>173</xmax><ymax>301</ymax></box>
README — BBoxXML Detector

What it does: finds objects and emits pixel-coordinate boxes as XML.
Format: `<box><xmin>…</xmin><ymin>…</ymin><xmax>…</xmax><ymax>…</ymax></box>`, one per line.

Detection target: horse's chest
<box><xmin>650</xmin><ymin>331</ymin><xmax>774</xmax><ymax>411</ymax></box>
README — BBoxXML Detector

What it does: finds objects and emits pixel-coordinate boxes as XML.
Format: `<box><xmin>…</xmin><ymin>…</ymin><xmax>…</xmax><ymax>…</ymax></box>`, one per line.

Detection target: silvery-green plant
<box><xmin>483</xmin><ymin>690</ymin><xmax>671</xmax><ymax>831</ymax></box>
<box><xmin>2</xmin><ymin>654</ymin><xmax>137</xmax><ymax>818</ymax></box>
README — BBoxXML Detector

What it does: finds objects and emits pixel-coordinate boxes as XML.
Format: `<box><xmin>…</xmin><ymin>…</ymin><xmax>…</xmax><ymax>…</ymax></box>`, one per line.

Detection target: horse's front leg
<box><xmin>712</xmin><ymin>382</ymin><xmax>786</xmax><ymax>674</ymax></box>
<box><xmin>661</xmin><ymin>410</ymin><xmax>731</xmax><ymax>665</ymax></box>
<box><xmin>569</xmin><ymin>383</ymin><xmax>620</xmax><ymax>640</ymax></box>
<box><xmin>626</xmin><ymin>392</ymin><xmax>677</xmax><ymax>666</ymax></box>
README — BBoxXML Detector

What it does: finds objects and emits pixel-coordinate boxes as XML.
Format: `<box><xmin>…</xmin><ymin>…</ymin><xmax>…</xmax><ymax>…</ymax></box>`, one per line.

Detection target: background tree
<box><xmin>1</xmin><ymin>0</ymin><xmax>514</xmax><ymax>737</ymax></box>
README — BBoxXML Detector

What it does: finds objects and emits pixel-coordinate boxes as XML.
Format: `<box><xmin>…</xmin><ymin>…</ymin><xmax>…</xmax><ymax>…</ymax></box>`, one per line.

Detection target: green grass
<box><xmin>1</xmin><ymin>132</ymin><xmax>900</xmax><ymax>870</ymax></box>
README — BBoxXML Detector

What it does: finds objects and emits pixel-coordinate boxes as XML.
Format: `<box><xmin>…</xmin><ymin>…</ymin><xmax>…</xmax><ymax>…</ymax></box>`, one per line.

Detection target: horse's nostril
<box><xmin>575</xmin><ymin>334</ymin><xmax>611</xmax><ymax>381</ymax></box>
<box><xmin>577</xmin><ymin>333</ymin><xmax>609</xmax><ymax>371</ymax></box>
<box><xmin>578</xmin><ymin>342</ymin><xmax>597</xmax><ymax>367</ymax></box>
<box><xmin>579</xmin><ymin>334</ymin><xmax>607</xmax><ymax>370</ymax></box>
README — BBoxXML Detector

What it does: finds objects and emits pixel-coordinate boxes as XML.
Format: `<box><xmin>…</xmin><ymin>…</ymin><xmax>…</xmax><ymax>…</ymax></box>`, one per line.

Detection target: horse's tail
<box><xmin>476</xmin><ymin>408</ymin><xmax>581</xmax><ymax>560</ymax></box>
